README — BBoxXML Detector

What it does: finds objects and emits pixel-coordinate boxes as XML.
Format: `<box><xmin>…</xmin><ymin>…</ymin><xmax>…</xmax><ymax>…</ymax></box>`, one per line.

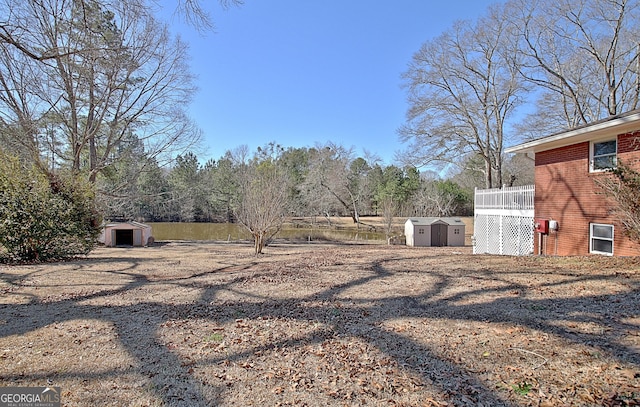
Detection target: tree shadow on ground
<box><xmin>0</xmin><ymin>245</ymin><xmax>637</xmax><ymax>406</ymax></box>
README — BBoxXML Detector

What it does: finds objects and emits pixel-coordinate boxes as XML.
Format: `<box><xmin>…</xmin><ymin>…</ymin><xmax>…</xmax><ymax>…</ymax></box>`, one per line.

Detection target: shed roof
<box><xmin>103</xmin><ymin>221</ymin><xmax>151</xmax><ymax>230</ymax></box>
<box><xmin>405</xmin><ymin>217</ymin><xmax>465</xmax><ymax>226</ymax></box>
<box><xmin>505</xmin><ymin>109</ymin><xmax>640</xmax><ymax>154</ymax></box>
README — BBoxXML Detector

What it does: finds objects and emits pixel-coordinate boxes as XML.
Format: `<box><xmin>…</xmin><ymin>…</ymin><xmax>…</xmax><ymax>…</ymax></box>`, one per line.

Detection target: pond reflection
<box><xmin>147</xmin><ymin>222</ymin><xmax>388</xmax><ymax>242</ymax></box>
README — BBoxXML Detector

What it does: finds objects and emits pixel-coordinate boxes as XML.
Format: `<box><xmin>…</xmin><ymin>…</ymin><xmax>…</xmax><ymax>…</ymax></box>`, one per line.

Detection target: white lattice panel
<box><xmin>474</xmin><ymin>186</ymin><xmax>535</xmax><ymax>256</ymax></box>
<box><xmin>487</xmin><ymin>215</ymin><xmax>502</xmax><ymax>253</ymax></box>
<box><xmin>473</xmin><ymin>213</ymin><xmax>534</xmax><ymax>255</ymax></box>
<box><xmin>502</xmin><ymin>216</ymin><xmax>534</xmax><ymax>256</ymax></box>
<box><xmin>473</xmin><ymin>215</ymin><xmax>488</xmax><ymax>253</ymax></box>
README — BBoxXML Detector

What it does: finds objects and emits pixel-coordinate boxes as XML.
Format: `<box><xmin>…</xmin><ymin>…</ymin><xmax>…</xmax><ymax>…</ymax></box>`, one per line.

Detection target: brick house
<box><xmin>506</xmin><ymin>110</ymin><xmax>640</xmax><ymax>256</ymax></box>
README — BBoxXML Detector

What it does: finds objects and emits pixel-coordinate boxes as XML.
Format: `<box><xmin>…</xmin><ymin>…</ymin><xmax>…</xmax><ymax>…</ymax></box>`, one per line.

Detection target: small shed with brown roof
<box><xmin>404</xmin><ymin>217</ymin><xmax>466</xmax><ymax>247</ymax></box>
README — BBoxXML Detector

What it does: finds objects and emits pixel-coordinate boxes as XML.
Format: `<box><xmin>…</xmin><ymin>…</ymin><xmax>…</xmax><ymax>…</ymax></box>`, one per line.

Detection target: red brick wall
<box><xmin>534</xmin><ymin>132</ymin><xmax>640</xmax><ymax>256</ymax></box>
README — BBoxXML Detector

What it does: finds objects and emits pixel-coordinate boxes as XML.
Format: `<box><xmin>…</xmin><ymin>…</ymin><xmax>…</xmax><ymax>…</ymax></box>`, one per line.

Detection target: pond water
<box><xmin>147</xmin><ymin>222</ymin><xmax>388</xmax><ymax>242</ymax></box>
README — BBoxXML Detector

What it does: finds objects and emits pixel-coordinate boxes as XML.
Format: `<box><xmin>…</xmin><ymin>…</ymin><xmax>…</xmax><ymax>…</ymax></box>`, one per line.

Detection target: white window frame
<box><xmin>589</xmin><ymin>139</ymin><xmax>617</xmax><ymax>172</ymax></box>
<box><xmin>590</xmin><ymin>223</ymin><xmax>614</xmax><ymax>256</ymax></box>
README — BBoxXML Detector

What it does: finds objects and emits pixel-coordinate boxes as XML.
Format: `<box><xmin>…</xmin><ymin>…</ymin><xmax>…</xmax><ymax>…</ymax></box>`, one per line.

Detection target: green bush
<box><xmin>0</xmin><ymin>151</ymin><xmax>101</xmax><ymax>263</ymax></box>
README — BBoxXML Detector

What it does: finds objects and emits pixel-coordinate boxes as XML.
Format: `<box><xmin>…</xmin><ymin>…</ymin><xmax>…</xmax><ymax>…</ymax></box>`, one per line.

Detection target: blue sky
<box><xmin>158</xmin><ymin>1</ymin><xmax>501</xmax><ymax>165</ymax></box>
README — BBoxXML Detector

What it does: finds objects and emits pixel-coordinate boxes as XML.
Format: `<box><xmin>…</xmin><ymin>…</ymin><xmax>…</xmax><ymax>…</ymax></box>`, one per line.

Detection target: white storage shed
<box><xmin>404</xmin><ymin>217</ymin><xmax>466</xmax><ymax>247</ymax></box>
<box><xmin>99</xmin><ymin>221</ymin><xmax>153</xmax><ymax>247</ymax></box>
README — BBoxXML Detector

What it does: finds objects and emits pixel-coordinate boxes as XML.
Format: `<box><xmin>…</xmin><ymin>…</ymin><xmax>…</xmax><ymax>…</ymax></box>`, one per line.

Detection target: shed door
<box><xmin>431</xmin><ymin>224</ymin><xmax>448</xmax><ymax>247</ymax></box>
<box><xmin>115</xmin><ymin>229</ymin><xmax>134</xmax><ymax>246</ymax></box>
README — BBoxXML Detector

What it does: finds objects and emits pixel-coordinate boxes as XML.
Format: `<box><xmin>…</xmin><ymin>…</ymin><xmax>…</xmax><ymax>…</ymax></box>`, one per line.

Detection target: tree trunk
<box><xmin>254</xmin><ymin>231</ymin><xmax>265</xmax><ymax>256</ymax></box>
<box><xmin>484</xmin><ymin>156</ymin><xmax>493</xmax><ymax>189</ymax></box>
<box><xmin>324</xmin><ymin>212</ymin><xmax>332</xmax><ymax>226</ymax></box>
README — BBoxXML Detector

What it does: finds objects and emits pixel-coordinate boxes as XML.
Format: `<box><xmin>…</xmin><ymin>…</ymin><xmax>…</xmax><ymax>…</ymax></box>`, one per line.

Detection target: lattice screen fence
<box><xmin>473</xmin><ymin>214</ymin><xmax>534</xmax><ymax>255</ymax></box>
<box><xmin>473</xmin><ymin>186</ymin><xmax>535</xmax><ymax>256</ymax></box>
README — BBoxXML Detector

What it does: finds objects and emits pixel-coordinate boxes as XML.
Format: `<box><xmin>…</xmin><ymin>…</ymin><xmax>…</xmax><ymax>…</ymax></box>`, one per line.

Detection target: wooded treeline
<box><xmin>2</xmin><ymin>0</ymin><xmax>640</xmax><ymax>256</ymax></box>
<box><xmin>99</xmin><ymin>142</ymin><xmax>532</xmax><ymax>223</ymax></box>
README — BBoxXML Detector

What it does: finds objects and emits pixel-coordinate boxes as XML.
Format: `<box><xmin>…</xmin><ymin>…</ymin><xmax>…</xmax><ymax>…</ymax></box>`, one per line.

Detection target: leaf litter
<box><xmin>0</xmin><ymin>241</ymin><xmax>638</xmax><ymax>406</ymax></box>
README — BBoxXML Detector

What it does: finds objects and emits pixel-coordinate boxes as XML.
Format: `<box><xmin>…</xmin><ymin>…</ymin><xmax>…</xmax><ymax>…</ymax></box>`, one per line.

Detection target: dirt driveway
<box><xmin>0</xmin><ymin>242</ymin><xmax>638</xmax><ymax>406</ymax></box>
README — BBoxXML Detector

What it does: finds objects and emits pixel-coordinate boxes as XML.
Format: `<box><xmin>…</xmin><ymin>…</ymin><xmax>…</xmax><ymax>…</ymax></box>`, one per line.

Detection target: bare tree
<box><xmin>502</xmin><ymin>152</ymin><xmax>535</xmax><ymax>186</ymax></box>
<box><xmin>595</xmin><ymin>159</ymin><xmax>640</xmax><ymax>243</ymax></box>
<box><xmin>511</xmin><ymin>0</ymin><xmax>640</xmax><ymax>133</ymax></box>
<box><xmin>303</xmin><ymin>142</ymin><xmax>371</xmax><ymax>225</ymax></box>
<box><xmin>173</xmin><ymin>0</ymin><xmax>243</xmax><ymax>32</ymax></box>
<box><xmin>0</xmin><ymin>0</ymin><xmax>200</xmax><ymax>183</ymax></box>
<box><xmin>373</xmin><ymin>164</ymin><xmax>419</xmax><ymax>240</ymax></box>
<box><xmin>379</xmin><ymin>194</ymin><xmax>397</xmax><ymax>244</ymax></box>
<box><xmin>415</xmin><ymin>182</ymin><xmax>457</xmax><ymax>217</ymax></box>
<box><xmin>234</xmin><ymin>148</ymin><xmax>291</xmax><ymax>255</ymax></box>
<box><xmin>410</xmin><ymin>177</ymin><xmax>471</xmax><ymax>217</ymax></box>
<box><xmin>400</xmin><ymin>4</ymin><xmax>526</xmax><ymax>188</ymax></box>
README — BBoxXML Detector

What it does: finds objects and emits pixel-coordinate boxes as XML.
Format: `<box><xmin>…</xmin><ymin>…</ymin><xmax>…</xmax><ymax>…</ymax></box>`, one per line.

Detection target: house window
<box><xmin>418</xmin><ymin>228</ymin><xmax>425</xmax><ymax>235</ymax></box>
<box><xmin>454</xmin><ymin>228</ymin><xmax>460</xmax><ymax>234</ymax></box>
<box><xmin>590</xmin><ymin>223</ymin><xmax>614</xmax><ymax>255</ymax></box>
<box><xmin>590</xmin><ymin>139</ymin><xmax>617</xmax><ymax>172</ymax></box>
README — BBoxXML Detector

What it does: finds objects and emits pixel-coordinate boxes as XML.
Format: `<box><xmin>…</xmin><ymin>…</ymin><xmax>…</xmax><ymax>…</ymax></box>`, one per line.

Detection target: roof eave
<box><xmin>505</xmin><ymin>111</ymin><xmax>640</xmax><ymax>154</ymax></box>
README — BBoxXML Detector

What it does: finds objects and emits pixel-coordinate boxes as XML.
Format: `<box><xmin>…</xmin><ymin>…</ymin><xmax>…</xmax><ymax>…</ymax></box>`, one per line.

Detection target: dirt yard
<box><xmin>0</xmin><ymin>241</ymin><xmax>638</xmax><ymax>406</ymax></box>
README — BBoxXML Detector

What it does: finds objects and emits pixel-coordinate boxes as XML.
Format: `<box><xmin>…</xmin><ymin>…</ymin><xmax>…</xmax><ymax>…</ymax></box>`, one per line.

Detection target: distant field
<box><xmin>290</xmin><ymin>216</ymin><xmax>475</xmax><ymax>245</ymax></box>
<box><xmin>149</xmin><ymin>216</ymin><xmax>475</xmax><ymax>245</ymax></box>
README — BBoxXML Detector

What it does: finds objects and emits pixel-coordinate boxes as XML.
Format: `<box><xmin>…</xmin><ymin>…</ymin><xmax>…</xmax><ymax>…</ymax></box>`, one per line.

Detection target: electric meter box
<box><xmin>535</xmin><ymin>219</ymin><xmax>549</xmax><ymax>234</ymax></box>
